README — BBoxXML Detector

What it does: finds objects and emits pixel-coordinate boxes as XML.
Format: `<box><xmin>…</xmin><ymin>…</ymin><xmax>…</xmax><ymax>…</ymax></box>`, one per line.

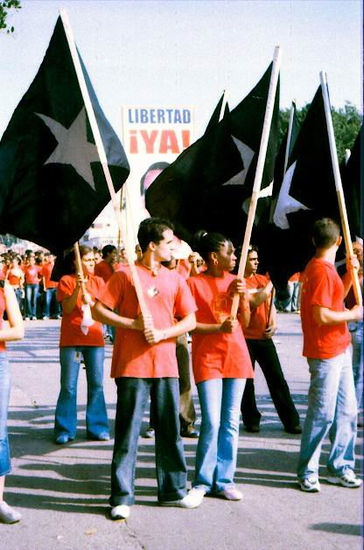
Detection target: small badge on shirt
<box><xmin>147</xmin><ymin>286</ymin><xmax>159</xmax><ymax>298</ymax></box>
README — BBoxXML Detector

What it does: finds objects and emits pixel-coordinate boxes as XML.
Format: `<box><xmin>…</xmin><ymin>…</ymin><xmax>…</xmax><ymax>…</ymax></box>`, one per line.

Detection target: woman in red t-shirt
<box><xmin>0</xmin><ymin>281</ymin><xmax>24</xmax><ymax>523</ymax></box>
<box><xmin>54</xmin><ymin>246</ymin><xmax>109</xmax><ymax>444</ymax></box>
<box><xmin>187</xmin><ymin>232</ymin><xmax>253</xmax><ymax>506</ymax></box>
<box><xmin>23</xmin><ymin>255</ymin><xmax>41</xmax><ymax>320</ymax></box>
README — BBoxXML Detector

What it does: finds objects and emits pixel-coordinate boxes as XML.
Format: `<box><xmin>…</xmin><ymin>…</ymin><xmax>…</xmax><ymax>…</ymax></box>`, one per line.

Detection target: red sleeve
<box><xmin>174</xmin><ymin>274</ymin><xmax>197</xmax><ymax>318</ymax></box>
<box><xmin>99</xmin><ymin>271</ymin><xmax>126</xmax><ymax>310</ymax></box>
<box><xmin>57</xmin><ymin>276</ymin><xmax>75</xmax><ymax>302</ymax></box>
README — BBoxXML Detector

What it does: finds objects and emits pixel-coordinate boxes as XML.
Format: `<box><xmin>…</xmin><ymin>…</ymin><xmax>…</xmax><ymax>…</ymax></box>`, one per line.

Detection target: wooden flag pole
<box><xmin>283</xmin><ymin>100</ymin><xmax>296</xmax><ymax>175</ymax></box>
<box><xmin>73</xmin><ymin>241</ymin><xmax>87</xmax><ymax>297</ymax></box>
<box><xmin>60</xmin><ymin>9</ymin><xmax>149</xmax><ymax>317</ymax></box>
<box><xmin>320</xmin><ymin>71</ymin><xmax>362</xmax><ymax>306</ymax></box>
<box><xmin>231</xmin><ymin>46</ymin><xmax>281</xmax><ymax>318</ymax></box>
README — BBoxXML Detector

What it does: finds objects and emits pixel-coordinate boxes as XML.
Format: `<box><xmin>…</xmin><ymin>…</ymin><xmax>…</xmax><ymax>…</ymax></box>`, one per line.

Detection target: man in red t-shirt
<box><xmin>93</xmin><ymin>218</ymin><xmax>200</xmax><ymax>520</ymax></box>
<box><xmin>240</xmin><ymin>246</ymin><xmax>301</xmax><ymax>434</ymax></box>
<box><xmin>297</xmin><ymin>218</ymin><xmax>363</xmax><ymax>493</ymax></box>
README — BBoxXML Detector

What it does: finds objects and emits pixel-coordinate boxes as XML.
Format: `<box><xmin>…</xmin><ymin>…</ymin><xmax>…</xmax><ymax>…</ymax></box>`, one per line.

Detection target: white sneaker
<box><xmin>159</xmin><ymin>491</ymin><xmax>203</xmax><ymax>509</ymax></box>
<box><xmin>216</xmin><ymin>486</ymin><xmax>243</xmax><ymax>501</ymax></box>
<box><xmin>183</xmin><ymin>487</ymin><xmax>206</xmax><ymax>508</ymax></box>
<box><xmin>327</xmin><ymin>470</ymin><xmax>362</xmax><ymax>488</ymax></box>
<box><xmin>0</xmin><ymin>501</ymin><xmax>22</xmax><ymax>524</ymax></box>
<box><xmin>298</xmin><ymin>477</ymin><xmax>320</xmax><ymax>492</ymax></box>
<box><xmin>110</xmin><ymin>504</ymin><xmax>130</xmax><ymax>520</ymax></box>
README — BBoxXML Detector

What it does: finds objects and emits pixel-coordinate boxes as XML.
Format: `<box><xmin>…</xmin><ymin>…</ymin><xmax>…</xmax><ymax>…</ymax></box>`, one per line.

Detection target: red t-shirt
<box><xmin>94</xmin><ymin>260</ymin><xmax>115</xmax><ymax>282</ymax></box>
<box><xmin>24</xmin><ymin>265</ymin><xmax>41</xmax><ymax>285</ymax></box>
<box><xmin>300</xmin><ymin>257</ymin><xmax>351</xmax><ymax>359</ymax></box>
<box><xmin>57</xmin><ymin>274</ymin><xmax>105</xmax><ymax>347</ymax></box>
<box><xmin>99</xmin><ymin>264</ymin><xmax>196</xmax><ymax>378</ymax></box>
<box><xmin>243</xmin><ymin>274</ymin><xmax>270</xmax><ymax>340</ymax></box>
<box><xmin>0</xmin><ymin>288</ymin><xmax>6</xmax><ymax>352</ymax></box>
<box><xmin>187</xmin><ymin>272</ymin><xmax>253</xmax><ymax>384</ymax></box>
<box><xmin>40</xmin><ymin>262</ymin><xmax>58</xmax><ymax>289</ymax></box>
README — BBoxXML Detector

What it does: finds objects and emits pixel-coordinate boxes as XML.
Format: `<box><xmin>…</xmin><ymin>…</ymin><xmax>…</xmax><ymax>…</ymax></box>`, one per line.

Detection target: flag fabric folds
<box><xmin>146</xmin><ymin>63</ymin><xmax>279</xmax><ymax>246</ymax></box>
<box><xmin>259</xmin><ymin>86</ymin><xmax>341</xmax><ymax>288</ymax></box>
<box><xmin>0</xmin><ymin>16</ymin><xmax>129</xmax><ymax>253</ymax></box>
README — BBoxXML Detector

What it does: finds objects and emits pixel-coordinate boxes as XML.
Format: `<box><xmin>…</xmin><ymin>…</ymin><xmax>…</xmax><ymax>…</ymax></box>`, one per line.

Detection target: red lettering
<box><xmin>159</xmin><ymin>130</ymin><xmax>179</xmax><ymax>154</ymax></box>
<box><xmin>181</xmin><ymin>130</ymin><xmax>190</xmax><ymax>149</ymax></box>
<box><xmin>129</xmin><ymin>130</ymin><xmax>138</xmax><ymax>154</ymax></box>
<box><xmin>140</xmin><ymin>130</ymin><xmax>158</xmax><ymax>153</ymax></box>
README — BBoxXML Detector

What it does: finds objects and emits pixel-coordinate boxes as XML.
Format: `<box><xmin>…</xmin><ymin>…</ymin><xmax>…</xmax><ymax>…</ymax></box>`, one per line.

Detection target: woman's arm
<box><xmin>0</xmin><ymin>282</ymin><xmax>24</xmax><ymax>341</ymax></box>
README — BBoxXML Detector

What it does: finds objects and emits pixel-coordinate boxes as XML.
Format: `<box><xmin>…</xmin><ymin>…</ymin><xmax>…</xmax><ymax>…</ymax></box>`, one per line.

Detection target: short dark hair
<box><xmin>137</xmin><ymin>217</ymin><xmax>174</xmax><ymax>253</ymax></box>
<box><xmin>312</xmin><ymin>218</ymin><xmax>340</xmax><ymax>249</ymax></box>
<box><xmin>102</xmin><ymin>245</ymin><xmax>116</xmax><ymax>258</ymax></box>
<box><xmin>193</xmin><ymin>230</ymin><xmax>229</xmax><ymax>262</ymax></box>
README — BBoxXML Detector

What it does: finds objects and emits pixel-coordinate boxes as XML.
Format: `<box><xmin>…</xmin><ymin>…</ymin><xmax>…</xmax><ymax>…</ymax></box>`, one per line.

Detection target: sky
<box><xmin>0</xmin><ymin>0</ymin><xmax>362</xmax><ymax>143</ymax></box>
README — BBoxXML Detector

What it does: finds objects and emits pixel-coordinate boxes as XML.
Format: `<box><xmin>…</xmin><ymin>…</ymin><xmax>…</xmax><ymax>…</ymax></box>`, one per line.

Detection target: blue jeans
<box><xmin>193</xmin><ymin>378</ymin><xmax>246</xmax><ymax>492</ymax></box>
<box><xmin>110</xmin><ymin>377</ymin><xmax>187</xmax><ymax>506</ymax></box>
<box><xmin>0</xmin><ymin>354</ymin><xmax>11</xmax><ymax>476</ymax></box>
<box><xmin>297</xmin><ymin>349</ymin><xmax>358</xmax><ymax>480</ymax></box>
<box><xmin>349</xmin><ymin>321</ymin><xmax>363</xmax><ymax>411</ymax></box>
<box><xmin>43</xmin><ymin>288</ymin><xmax>61</xmax><ymax>318</ymax></box>
<box><xmin>54</xmin><ymin>346</ymin><xmax>109</xmax><ymax>439</ymax></box>
<box><xmin>25</xmin><ymin>283</ymin><xmax>39</xmax><ymax>317</ymax></box>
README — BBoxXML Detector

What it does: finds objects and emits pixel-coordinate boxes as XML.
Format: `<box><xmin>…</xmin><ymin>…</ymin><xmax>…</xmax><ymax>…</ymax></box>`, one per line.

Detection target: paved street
<box><xmin>1</xmin><ymin>313</ymin><xmax>363</xmax><ymax>550</ymax></box>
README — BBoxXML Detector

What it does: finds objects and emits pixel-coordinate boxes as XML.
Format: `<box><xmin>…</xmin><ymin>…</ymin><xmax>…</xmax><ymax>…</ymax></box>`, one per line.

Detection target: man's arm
<box><xmin>144</xmin><ymin>312</ymin><xmax>196</xmax><ymax>345</ymax></box>
<box><xmin>313</xmin><ymin>304</ymin><xmax>363</xmax><ymax>326</ymax></box>
<box><xmin>249</xmin><ymin>280</ymin><xmax>273</xmax><ymax>308</ymax></box>
<box><xmin>92</xmin><ymin>300</ymin><xmax>144</xmax><ymax>331</ymax></box>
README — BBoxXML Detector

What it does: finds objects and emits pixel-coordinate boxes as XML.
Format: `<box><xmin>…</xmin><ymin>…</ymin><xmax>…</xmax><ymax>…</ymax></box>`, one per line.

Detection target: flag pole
<box><xmin>320</xmin><ymin>71</ymin><xmax>362</xmax><ymax>306</ymax></box>
<box><xmin>283</xmin><ymin>100</ymin><xmax>296</xmax><ymax>175</ymax></box>
<box><xmin>231</xmin><ymin>46</ymin><xmax>281</xmax><ymax>318</ymax></box>
<box><xmin>59</xmin><ymin>9</ymin><xmax>149</xmax><ymax>316</ymax></box>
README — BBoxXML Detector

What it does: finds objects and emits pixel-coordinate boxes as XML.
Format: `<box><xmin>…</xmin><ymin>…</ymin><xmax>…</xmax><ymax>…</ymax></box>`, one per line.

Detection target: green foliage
<box><xmin>0</xmin><ymin>0</ymin><xmax>21</xmax><ymax>33</ymax></box>
<box><xmin>279</xmin><ymin>102</ymin><xmax>362</xmax><ymax>163</ymax></box>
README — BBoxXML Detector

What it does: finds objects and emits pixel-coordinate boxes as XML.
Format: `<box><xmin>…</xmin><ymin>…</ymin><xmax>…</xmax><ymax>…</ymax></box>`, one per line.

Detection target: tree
<box><xmin>0</xmin><ymin>0</ymin><xmax>21</xmax><ymax>33</ymax></box>
<box><xmin>279</xmin><ymin>102</ymin><xmax>362</xmax><ymax>163</ymax></box>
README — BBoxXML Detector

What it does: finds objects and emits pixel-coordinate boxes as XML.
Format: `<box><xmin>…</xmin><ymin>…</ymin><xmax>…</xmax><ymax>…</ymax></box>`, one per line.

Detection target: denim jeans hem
<box><xmin>109</xmin><ymin>496</ymin><xmax>134</xmax><ymax>507</ymax></box>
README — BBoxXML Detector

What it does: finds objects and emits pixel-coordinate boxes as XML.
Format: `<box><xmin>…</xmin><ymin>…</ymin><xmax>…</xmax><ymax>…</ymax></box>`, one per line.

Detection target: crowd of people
<box><xmin>0</xmin><ymin>217</ymin><xmax>362</xmax><ymax>523</ymax></box>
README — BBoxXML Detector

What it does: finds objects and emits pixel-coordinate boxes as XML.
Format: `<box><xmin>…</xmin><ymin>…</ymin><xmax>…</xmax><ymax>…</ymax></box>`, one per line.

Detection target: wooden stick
<box><xmin>320</xmin><ymin>71</ymin><xmax>362</xmax><ymax>306</ymax></box>
<box><xmin>231</xmin><ymin>46</ymin><xmax>281</xmax><ymax>318</ymax></box>
<box><xmin>267</xmin><ymin>287</ymin><xmax>275</xmax><ymax>328</ymax></box>
<box><xmin>60</xmin><ymin>10</ymin><xmax>148</xmax><ymax>316</ymax></box>
<box><xmin>73</xmin><ymin>242</ymin><xmax>87</xmax><ymax>297</ymax></box>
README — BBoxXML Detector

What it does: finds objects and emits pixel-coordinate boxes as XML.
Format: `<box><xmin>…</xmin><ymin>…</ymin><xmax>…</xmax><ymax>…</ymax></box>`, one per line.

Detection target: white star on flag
<box><xmin>222</xmin><ymin>136</ymin><xmax>255</xmax><ymax>186</ymax></box>
<box><xmin>273</xmin><ymin>161</ymin><xmax>310</xmax><ymax>229</ymax></box>
<box><xmin>36</xmin><ymin>108</ymin><xmax>99</xmax><ymax>191</ymax></box>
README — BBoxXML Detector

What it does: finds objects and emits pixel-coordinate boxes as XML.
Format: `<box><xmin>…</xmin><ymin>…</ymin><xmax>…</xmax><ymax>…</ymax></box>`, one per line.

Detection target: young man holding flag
<box><xmin>297</xmin><ymin>218</ymin><xmax>362</xmax><ymax>492</ymax></box>
<box><xmin>93</xmin><ymin>218</ymin><xmax>200</xmax><ymax>520</ymax></box>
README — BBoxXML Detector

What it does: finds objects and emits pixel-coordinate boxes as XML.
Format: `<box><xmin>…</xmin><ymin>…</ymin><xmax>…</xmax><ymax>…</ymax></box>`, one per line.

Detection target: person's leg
<box><xmin>327</xmin><ymin>349</ymin><xmax>358</xmax><ymax>476</ymax></box>
<box><xmin>193</xmin><ymin>378</ymin><xmax>222</xmax><ymax>492</ymax></box>
<box><xmin>255</xmin><ymin>339</ymin><xmax>300</xmax><ymax>430</ymax></box>
<box><xmin>350</xmin><ymin>322</ymin><xmax>363</xmax><ymax>413</ymax></box>
<box><xmin>0</xmin><ymin>355</ymin><xmax>11</xmax><ymax>481</ymax></box>
<box><xmin>24</xmin><ymin>285</ymin><xmax>32</xmax><ymax>318</ymax></box>
<box><xmin>297</xmin><ymin>356</ymin><xmax>342</xmax><ymax>481</ymax></box>
<box><xmin>240</xmin><ymin>341</ymin><xmax>261</xmax><ymax>429</ymax></box>
<box><xmin>214</xmin><ymin>378</ymin><xmax>246</xmax><ymax>492</ymax></box>
<box><xmin>152</xmin><ymin>378</ymin><xmax>188</xmax><ymax>502</ymax></box>
<box><xmin>30</xmin><ymin>284</ymin><xmax>38</xmax><ymax>318</ymax></box>
<box><xmin>82</xmin><ymin>347</ymin><xmax>109</xmax><ymax>439</ymax></box>
<box><xmin>43</xmin><ymin>289</ymin><xmax>51</xmax><ymax>318</ymax></box>
<box><xmin>110</xmin><ymin>377</ymin><xmax>150</xmax><ymax>506</ymax></box>
<box><xmin>0</xmin><ymin>355</ymin><xmax>21</xmax><ymax>523</ymax></box>
<box><xmin>54</xmin><ymin>347</ymin><xmax>81</xmax><ymax>440</ymax></box>
<box><xmin>176</xmin><ymin>335</ymin><xmax>196</xmax><ymax>435</ymax></box>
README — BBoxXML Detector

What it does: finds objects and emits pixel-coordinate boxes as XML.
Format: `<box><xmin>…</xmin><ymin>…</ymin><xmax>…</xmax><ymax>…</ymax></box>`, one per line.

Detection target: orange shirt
<box><xmin>187</xmin><ymin>272</ymin><xmax>253</xmax><ymax>384</ymax></box>
<box><xmin>24</xmin><ymin>265</ymin><xmax>41</xmax><ymax>285</ymax></box>
<box><xmin>300</xmin><ymin>258</ymin><xmax>351</xmax><ymax>359</ymax></box>
<box><xmin>0</xmin><ymin>288</ymin><xmax>5</xmax><ymax>352</ymax></box>
<box><xmin>243</xmin><ymin>274</ymin><xmax>270</xmax><ymax>340</ymax></box>
<box><xmin>99</xmin><ymin>264</ymin><xmax>196</xmax><ymax>378</ymax></box>
<box><xmin>94</xmin><ymin>260</ymin><xmax>115</xmax><ymax>282</ymax></box>
<box><xmin>40</xmin><ymin>262</ymin><xmax>58</xmax><ymax>289</ymax></box>
<box><xmin>57</xmin><ymin>274</ymin><xmax>105</xmax><ymax>347</ymax></box>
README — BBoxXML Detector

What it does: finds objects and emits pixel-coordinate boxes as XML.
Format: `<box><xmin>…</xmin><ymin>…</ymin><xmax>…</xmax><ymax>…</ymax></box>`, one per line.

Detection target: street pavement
<box><xmin>1</xmin><ymin>313</ymin><xmax>363</xmax><ymax>550</ymax></box>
